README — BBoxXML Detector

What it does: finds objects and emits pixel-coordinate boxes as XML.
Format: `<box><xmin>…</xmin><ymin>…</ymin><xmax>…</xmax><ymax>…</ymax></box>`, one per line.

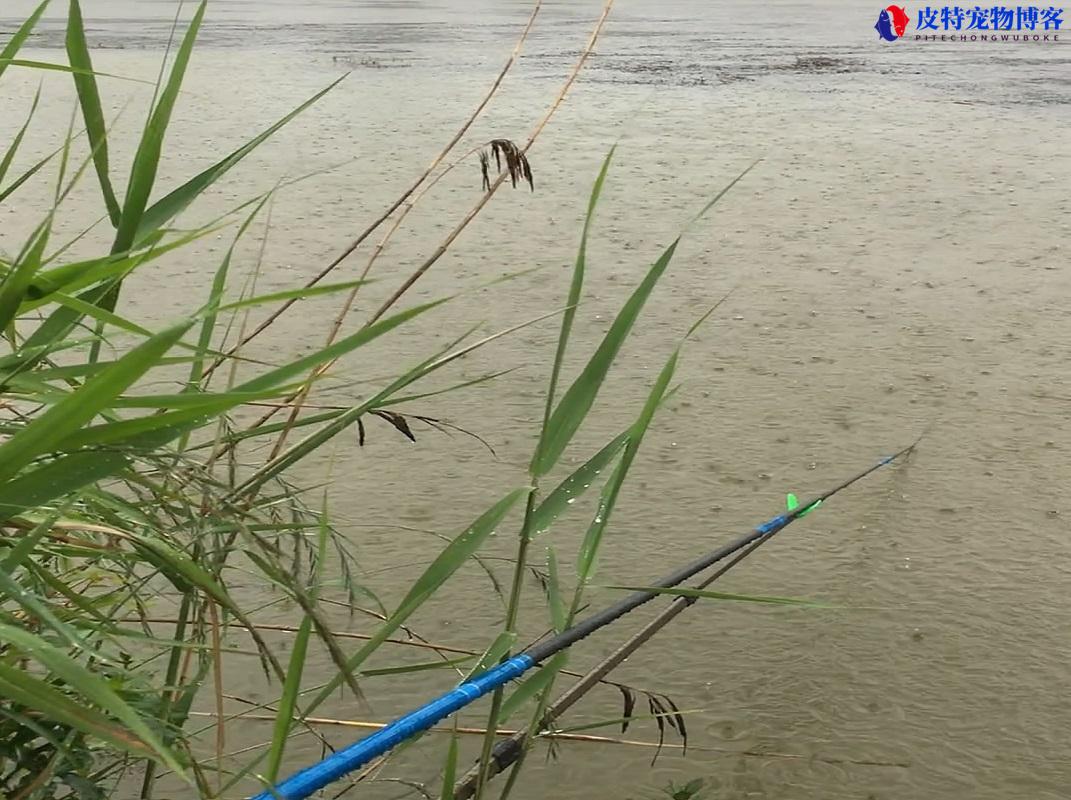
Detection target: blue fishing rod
<box><xmin>252</xmin><ymin>444</ymin><xmax>915</xmax><ymax>800</ymax></box>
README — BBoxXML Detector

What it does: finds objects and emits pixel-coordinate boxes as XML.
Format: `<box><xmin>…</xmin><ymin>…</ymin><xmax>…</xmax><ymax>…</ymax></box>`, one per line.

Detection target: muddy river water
<box><xmin>2</xmin><ymin>1</ymin><xmax>1070</xmax><ymax>798</ymax></box>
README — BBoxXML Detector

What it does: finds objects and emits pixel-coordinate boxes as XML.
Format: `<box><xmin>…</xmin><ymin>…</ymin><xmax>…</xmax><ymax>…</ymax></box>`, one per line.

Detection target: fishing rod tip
<box><xmin>911</xmin><ymin>420</ymin><xmax>937</xmax><ymax>449</ymax></box>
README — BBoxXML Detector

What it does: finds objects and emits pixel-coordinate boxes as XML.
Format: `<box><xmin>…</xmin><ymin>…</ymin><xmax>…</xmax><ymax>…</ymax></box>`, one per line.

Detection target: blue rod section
<box><xmin>251</xmin><ymin>654</ymin><xmax>535</xmax><ymax>800</ymax></box>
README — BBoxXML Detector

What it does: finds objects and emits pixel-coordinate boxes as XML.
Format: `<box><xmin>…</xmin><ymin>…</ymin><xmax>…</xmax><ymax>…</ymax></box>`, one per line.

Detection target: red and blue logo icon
<box><xmin>875</xmin><ymin>5</ymin><xmax>911</xmax><ymax>39</ymax></box>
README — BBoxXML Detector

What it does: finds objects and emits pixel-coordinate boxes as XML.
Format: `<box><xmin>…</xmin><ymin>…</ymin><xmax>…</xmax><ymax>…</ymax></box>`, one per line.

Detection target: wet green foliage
<box><xmin>0</xmin><ymin>3</ymin><xmax>758</xmax><ymax>799</ymax></box>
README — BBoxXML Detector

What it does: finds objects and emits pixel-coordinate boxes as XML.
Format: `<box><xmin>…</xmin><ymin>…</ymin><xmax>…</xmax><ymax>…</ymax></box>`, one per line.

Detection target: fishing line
<box><xmin>250</xmin><ymin>442</ymin><xmax>917</xmax><ymax>800</ymax></box>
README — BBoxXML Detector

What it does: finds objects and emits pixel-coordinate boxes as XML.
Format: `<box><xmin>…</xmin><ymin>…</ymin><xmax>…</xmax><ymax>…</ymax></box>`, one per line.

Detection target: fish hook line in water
<box><xmin>250</xmin><ymin>441</ymin><xmax>919</xmax><ymax>800</ymax></box>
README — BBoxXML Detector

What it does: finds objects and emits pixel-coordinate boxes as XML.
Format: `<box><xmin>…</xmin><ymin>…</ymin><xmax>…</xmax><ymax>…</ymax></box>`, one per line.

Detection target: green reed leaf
<box><xmin>216</xmin><ymin>279</ymin><xmax>367</xmax><ymax>313</ymax></box>
<box><xmin>136</xmin><ymin>75</ymin><xmax>345</xmax><ymax>242</ymax></box>
<box><xmin>534</xmin><ymin>147</ymin><xmax>614</xmax><ymax>458</ymax></box>
<box><xmin>0</xmin><ymin>319</ymin><xmax>191</xmax><ymax>483</ymax></box>
<box><xmin>0</xmin><ymin>58</ymin><xmax>149</xmax><ymax>82</ymax></box>
<box><xmin>66</xmin><ymin>0</ymin><xmax>121</xmax><ymax>226</ymax></box>
<box><xmin>606</xmin><ymin>586</ymin><xmax>828</xmax><ymax>607</ymax></box>
<box><xmin>25</xmin><ymin>223</ymin><xmax>222</xmax><ymax>305</ymax></box>
<box><xmin>0</xmin><ymin>148</ymin><xmax>56</xmax><ymax>204</ymax></box>
<box><xmin>0</xmin><ymin>450</ymin><xmax>128</xmax><ymax>523</ymax></box>
<box><xmin>265</xmin><ymin>616</ymin><xmax>311</xmax><ymax>783</ymax></box>
<box><xmin>0</xmin><ymin>217</ymin><xmax>51</xmax><ymax>330</ymax></box>
<box><xmin>0</xmin><ymin>82</ymin><xmax>41</xmax><ymax>187</ymax></box>
<box><xmin>530</xmin><ymin>429</ymin><xmax>628</xmax><ymax>537</ymax></box>
<box><xmin>440</xmin><ymin>732</ymin><xmax>460</xmax><ymax>800</ymax></box>
<box><xmin>535</xmin><ymin>238</ymin><xmax>679</xmax><ymax>477</ymax></box>
<box><xmin>110</xmin><ymin>1</ymin><xmax>206</xmax><ymax>261</ymax></box>
<box><xmin>0</xmin><ymin>0</ymin><xmax>50</xmax><ymax>82</ymax></box>
<box><xmin>51</xmin><ymin>299</ymin><xmax>443</xmax><ymax>454</ymax></box>
<box><xmin>576</xmin><ymin>349</ymin><xmax>678</xmax><ymax>583</ymax></box>
<box><xmin>304</xmin><ymin>487</ymin><xmax>526</xmax><ymax>714</ymax></box>
<box><xmin>188</xmin><ymin>195</ymin><xmax>270</xmax><ymax>389</ymax></box>
<box><xmin>362</xmin><ymin>656</ymin><xmax>475</xmax><ymax>678</ymax></box>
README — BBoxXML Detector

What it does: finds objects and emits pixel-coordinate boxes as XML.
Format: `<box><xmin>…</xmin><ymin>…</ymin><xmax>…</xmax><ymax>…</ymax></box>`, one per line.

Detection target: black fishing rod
<box><xmin>453</xmin><ymin>441</ymin><xmax>918</xmax><ymax>797</ymax></box>
<box><xmin>251</xmin><ymin>443</ymin><xmax>915</xmax><ymax>800</ymax></box>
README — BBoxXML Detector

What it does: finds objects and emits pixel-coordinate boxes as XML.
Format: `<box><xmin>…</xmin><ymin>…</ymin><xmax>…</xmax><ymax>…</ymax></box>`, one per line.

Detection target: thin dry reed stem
<box><xmin>183</xmin><ymin>712</ymin><xmax>910</xmax><ymax>768</ymax></box>
<box><xmin>131</xmin><ymin>617</ymin><xmax>476</xmax><ymax>654</ymax></box>
<box><xmin>207</xmin><ymin>600</ymin><xmax>225</xmax><ymax>793</ymax></box>
<box><xmin>240</xmin><ymin>0</ymin><xmax>612</xmax><ymax>460</ymax></box>
<box><xmin>367</xmin><ymin>0</ymin><xmax>614</xmax><ymax>328</ymax></box>
<box><xmin>208</xmin><ymin>6</ymin><xmax>543</xmax><ymax>463</ymax></box>
<box><xmin>175</xmin><ymin>615</ymin><xmax>198</xmax><ymax>704</ymax></box>
<box><xmin>264</xmin><ymin>141</ymin><xmax>486</xmax><ymax>459</ymax></box>
<box><xmin>201</xmin><ymin>1</ymin><xmax>542</xmax><ymax>382</ymax></box>
<box><xmin>129</xmin><ymin>617</ymin><xmax>663</xmax><ymax>696</ymax></box>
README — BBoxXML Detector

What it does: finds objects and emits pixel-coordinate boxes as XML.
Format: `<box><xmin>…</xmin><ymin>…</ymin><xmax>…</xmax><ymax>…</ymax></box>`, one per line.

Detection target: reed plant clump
<box><xmin>0</xmin><ymin>2</ymin><xmax>761</xmax><ymax>799</ymax></box>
